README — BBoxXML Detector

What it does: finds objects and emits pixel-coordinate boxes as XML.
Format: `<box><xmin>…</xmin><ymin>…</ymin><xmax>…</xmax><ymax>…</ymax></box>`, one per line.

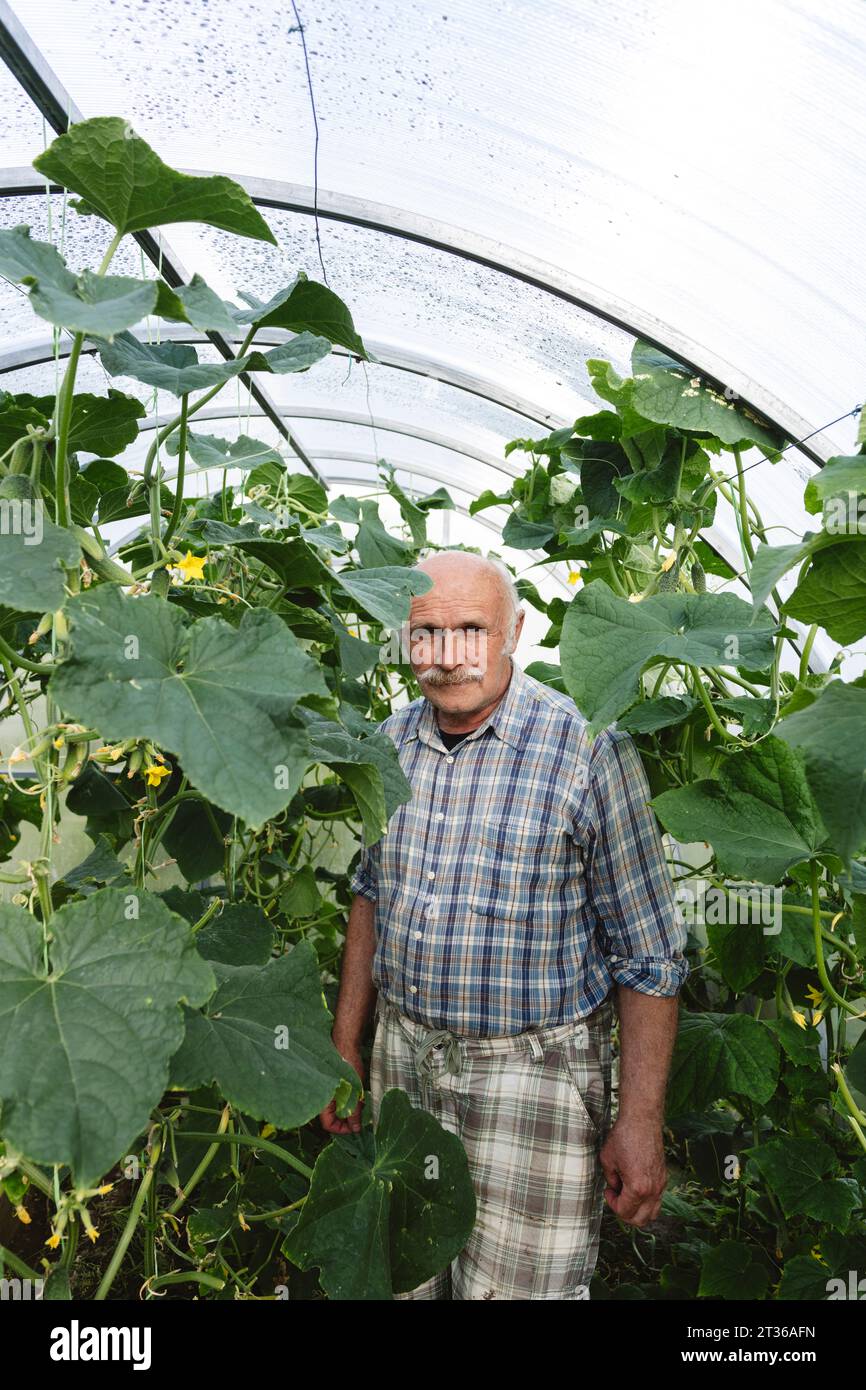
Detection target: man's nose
<box><xmin>437</xmin><ymin>628</ymin><xmax>463</xmax><ymax>668</ymax></box>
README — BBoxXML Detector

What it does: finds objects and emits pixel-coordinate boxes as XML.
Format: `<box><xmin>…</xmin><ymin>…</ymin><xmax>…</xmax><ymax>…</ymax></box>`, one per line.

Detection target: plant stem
<box><xmin>172</xmin><ymin>1129</ymin><xmax>314</xmax><ymax>1181</ymax></box>
<box><xmin>798</xmin><ymin>623</ymin><xmax>818</xmax><ymax>682</ymax></box>
<box><xmin>688</xmin><ymin>667</ymin><xmax>740</xmax><ymax>743</ymax></box>
<box><xmin>0</xmin><ymin>1243</ymin><xmax>41</xmax><ymax>1281</ymax></box>
<box><xmin>51</xmin><ymin>333</ymin><xmax>83</xmax><ymax>529</ymax></box>
<box><xmin>0</xmin><ymin>632</ymin><xmax>57</xmax><ymax>675</ymax></box>
<box><xmin>166</xmin><ymin>1105</ymin><xmax>231</xmax><ymax>1215</ymax></box>
<box><xmin>162</xmin><ymin>392</ymin><xmax>189</xmax><ymax>547</ymax></box>
<box><xmin>810</xmin><ymin>861</ymin><xmax>862</xmax><ymax>1017</ymax></box>
<box><xmin>94</xmin><ymin>1132</ymin><xmax>163</xmax><ymax>1301</ymax></box>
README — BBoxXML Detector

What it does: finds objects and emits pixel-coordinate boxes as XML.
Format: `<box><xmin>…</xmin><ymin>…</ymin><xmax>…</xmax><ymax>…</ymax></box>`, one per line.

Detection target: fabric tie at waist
<box><xmin>414</xmin><ymin>1027</ymin><xmax>464</xmax><ymax>1080</ymax></box>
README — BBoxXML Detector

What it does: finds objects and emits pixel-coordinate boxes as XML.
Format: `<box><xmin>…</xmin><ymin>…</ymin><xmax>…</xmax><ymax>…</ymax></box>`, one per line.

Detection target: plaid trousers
<box><xmin>368</xmin><ymin>993</ymin><xmax>615</xmax><ymax>1300</ymax></box>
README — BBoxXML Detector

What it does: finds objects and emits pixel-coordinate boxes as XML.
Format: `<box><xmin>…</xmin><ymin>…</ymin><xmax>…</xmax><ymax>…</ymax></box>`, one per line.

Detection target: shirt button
<box><xmin>445</xmin><ymin>756</ymin><xmax>454</xmax><ymax>765</ymax></box>
<box><xmin>414</xmin><ymin>931</ymin><xmax>423</xmax><ymax>940</ymax></box>
<box><xmin>426</xmin><ymin>870</ymin><xmax>435</xmax><ymax>880</ymax></box>
<box><xmin>409</xmin><ymin>984</ymin><xmax>419</xmax><ymax>994</ymax></box>
<box><xmin>435</xmin><ymin>812</ymin><xmax>445</xmax><ymax>821</ymax></box>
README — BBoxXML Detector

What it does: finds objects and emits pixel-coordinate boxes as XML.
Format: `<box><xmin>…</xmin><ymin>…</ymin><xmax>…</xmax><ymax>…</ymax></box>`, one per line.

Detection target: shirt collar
<box><xmin>400</xmin><ymin>659</ymin><xmax>531</xmax><ymax>751</ymax></box>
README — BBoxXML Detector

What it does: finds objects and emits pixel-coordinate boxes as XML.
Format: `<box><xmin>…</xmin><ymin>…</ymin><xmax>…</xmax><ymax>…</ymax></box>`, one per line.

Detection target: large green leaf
<box><xmin>0</xmin><ymin>503</ymin><xmax>80</xmax><ymax>612</ymax></box>
<box><xmin>97</xmin><ymin>330</ymin><xmax>332</xmax><ymax>395</ymax></box>
<box><xmin>173</xmin><ymin>274</ymin><xmax>240</xmax><ymax>335</ymax></box>
<box><xmin>97</xmin><ymin>333</ymin><xmax>251</xmax><ymax>393</ymax></box>
<box><xmin>68</xmin><ymin>391</ymin><xmax>146</xmax><ymax>457</ymax></box>
<box><xmin>167</xmin><ymin>431</ymin><xmax>284</xmax><ymax>471</ymax></box>
<box><xmin>303</xmin><ymin>718</ymin><xmax>413</xmax><ymax>821</ymax></box>
<box><xmin>697</xmin><ymin>1242</ymin><xmax>768</xmax><ymax>1300</ymax></box>
<box><xmin>803</xmin><ymin>454</ymin><xmax>866</xmax><ymax>509</ymax></box>
<box><xmin>193</xmin><ymin>902</ymin><xmax>274</xmax><ymax>968</ymax></box>
<box><xmin>617</xmin><ymin>696</ymin><xmax>696</xmax><ymax>733</ymax></box>
<box><xmin>667</xmin><ymin>1013</ymin><xmax>779</xmax><ymax>1113</ymax></box>
<box><xmin>777</xmin><ymin>683</ymin><xmax>866</xmax><ymax>862</ymax></box>
<box><xmin>16</xmin><ymin>389</ymin><xmax>145</xmax><ymax>458</ymax></box>
<box><xmin>652</xmin><ymin>739</ymin><xmax>824</xmax><ymax>882</ymax></box>
<box><xmin>747</xmin><ymin>531</ymin><xmax>851</xmax><ymax>612</ymax></box>
<box><xmin>705</xmin><ymin>919</ymin><xmax>766</xmax><ymax>992</ymax></box>
<box><xmin>244</xmin><ymin>336</ymin><xmax>333</xmax><ymax>376</ymax></box>
<box><xmin>30</xmin><ymin>272</ymin><xmax>163</xmax><ymax>340</ymax></box>
<box><xmin>355</xmin><ymin>500</ymin><xmax>414</xmax><ymax>568</ymax></box>
<box><xmin>0</xmin><ymin>887</ymin><xmax>214</xmax><ymax>1184</ymax></box>
<box><xmin>0</xmin><ymin>223</ymin><xmax>71</xmax><ymax>289</ymax></box>
<box><xmin>331</xmin><ymin>566</ymin><xmax>433</xmax><ymax>629</ymax></box>
<box><xmin>560</xmin><ymin>582</ymin><xmax>776</xmax><ymax>730</ymax></box>
<box><xmin>0</xmin><ymin>392</ymin><xmax>51</xmax><ymax>454</ymax></box>
<box><xmin>235</xmin><ymin>275</ymin><xmax>366</xmax><ymax>356</ymax></box>
<box><xmin>744</xmin><ymin>1137</ymin><xmax>859</xmax><ymax>1228</ymax></box>
<box><xmin>169</xmin><ymin>942</ymin><xmax>359</xmax><ymax>1126</ymax></box>
<box><xmin>49</xmin><ymin>587</ymin><xmax>327</xmax><ymax>828</ymax></box>
<box><xmin>333</xmin><ymin>762</ymin><xmax>388</xmax><ymax>846</ymax></box>
<box><xmin>161</xmin><ymin>795</ymin><xmax>231</xmax><ymax>882</ymax></box>
<box><xmin>33</xmin><ymin>117</ymin><xmax>275</xmax><ymax>243</ymax></box>
<box><xmin>283</xmin><ymin>1088</ymin><xmax>476</xmax><ymax>1299</ymax></box>
<box><xmin>785</xmin><ymin>540</ymin><xmax>866</xmax><ymax>645</ymax></box>
<box><xmin>629</xmin><ymin>341</ymin><xmax>785</xmax><ymax>451</ymax></box>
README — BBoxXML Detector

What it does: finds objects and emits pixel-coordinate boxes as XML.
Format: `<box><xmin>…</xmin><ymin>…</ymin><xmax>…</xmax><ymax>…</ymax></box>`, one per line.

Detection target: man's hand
<box><xmin>599</xmin><ymin>1117</ymin><xmax>667</xmax><ymax>1227</ymax></box>
<box><xmin>319</xmin><ymin>1047</ymin><xmax>366</xmax><ymax>1135</ymax></box>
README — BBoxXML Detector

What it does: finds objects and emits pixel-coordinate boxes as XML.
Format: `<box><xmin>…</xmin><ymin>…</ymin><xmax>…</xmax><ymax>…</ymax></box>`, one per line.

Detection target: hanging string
<box><xmin>290</xmin><ymin>0</ymin><xmax>384</xmax><ymax>473</ymax></box>
<box><xmin>719</xmin><ymin>402</ymin><xmax>862</xmax><ymax>489</ymax></box>
<box><xmin>290</xmin><ymin>0</ymin><xmax>328</xmax><ymax>287</ymax></box>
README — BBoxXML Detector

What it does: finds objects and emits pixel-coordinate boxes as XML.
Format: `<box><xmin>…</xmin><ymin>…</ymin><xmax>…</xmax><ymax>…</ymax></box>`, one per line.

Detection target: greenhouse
<box><xmin>0</xmin><ymin>0</ymin><xmax>864</xmax><ymax>1324</ymax></box>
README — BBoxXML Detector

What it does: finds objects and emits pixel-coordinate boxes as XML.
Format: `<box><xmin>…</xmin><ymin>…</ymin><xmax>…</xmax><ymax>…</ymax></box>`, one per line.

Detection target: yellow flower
<box><xmin>567</xmin><ymin>570</ymin><xmax>582</xmax><ymax>586</ymax></box>
<box><xmin>812</xmin><ymin>1010</ymin><xmax>824</xmax><ymax>1028</ymax></box>
<box><xmin>238</xmin><ymin>1211</ymin><xmax>250</xmax><ymax>1232</ymax></box>
<box><xmin>52</xmin><ymin>735</ymin><xmax>65</xmax><ymax>751</ymax></box>
<box><xmin>260</xmin><ymin>1123</ymin><xmax>276</xmax><ymax>1140</ymax></box>
<box><xmin>805</xmin><ymin>985</ymin><xmax>823</xmax><ymax>1007</ymax></box>
<box><xmin>627</xmin><ymin>593</ymin><xmax>643</xmax><ymax>603</ymax></box>
<box><xmin>85</xmin><ymin>1226</ymin><xmax>99</xmax><ymax>1244</ymax></box>
<box><xmin>175</xmin><ymin>551</ymin><xmax>206</xmax><ymax>583</ymax></box>
<box><xmin>144</xmin><ymin>763</ymin><xmax>172</xmax><ymax>788</ymax></box>
<box><xmin>15</xmin><ymin>1203</ymin><xmax>31</xmax><ymax>1225</ymax></box>
<box><xmin>46</xmin><ymin>1232</ymin><xmax>61</xmax><ymax>1249</ymax></box>
<box><xmin>791</xmin><ymin>1010</ymin><xmax>807</xmax><ymax>1030</ymax></box>
<box><xmin>661</xmin><ymin>549</ymin><xmax>677</xmax><ymax>572</ymax></box>
<box><xmin>97</xmin><ymin>1183</ymin><xmax>114</xmax><ymax>1195</ymax></box>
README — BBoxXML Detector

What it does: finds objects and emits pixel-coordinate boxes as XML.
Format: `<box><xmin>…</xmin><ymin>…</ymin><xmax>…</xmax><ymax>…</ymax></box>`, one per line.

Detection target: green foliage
<box><xmin>484</xmin><ymin>329</ymin><xmax>866</xmax><ymax>1303</ymax></box>
<box><xmin>283</xmin><ymin>1089</ymin><xmax>476</xmax><ymax>1299</ymax></box>
<box><xmin>0</xmin><ymin>118</ymin><xmax>469</xmax><ymax>1302</ymax></box>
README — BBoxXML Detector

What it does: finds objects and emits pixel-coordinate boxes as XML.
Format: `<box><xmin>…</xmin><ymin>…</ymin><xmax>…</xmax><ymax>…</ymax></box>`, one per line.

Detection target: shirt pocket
<box><xmin>469</xmin><ymin>813</ymin><xmax>577</xmax><ymax>921</ymax></box>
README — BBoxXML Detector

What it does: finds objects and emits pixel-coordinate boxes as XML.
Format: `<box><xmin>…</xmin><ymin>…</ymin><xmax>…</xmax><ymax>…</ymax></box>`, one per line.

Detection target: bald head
<box><xmin>404</xmin><ymin>550</ymin><xmax>525</xmax><ymax>728</ymax></box>
<box><xmin>414</xmin><ymin>551</ymin><xmax>520</xmax><ymax>645</ymax></box>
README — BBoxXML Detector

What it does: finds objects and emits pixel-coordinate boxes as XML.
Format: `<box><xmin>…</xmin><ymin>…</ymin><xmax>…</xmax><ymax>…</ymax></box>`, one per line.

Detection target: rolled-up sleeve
<box><xmin>349</xmin><ymin>843</ymin><xmax>378</xmax><ymax>901</ymax></box>
<box><xmin>584</xmin><ymin>728</ymin><xmax>688</xmax><ymax>997</ymax></box>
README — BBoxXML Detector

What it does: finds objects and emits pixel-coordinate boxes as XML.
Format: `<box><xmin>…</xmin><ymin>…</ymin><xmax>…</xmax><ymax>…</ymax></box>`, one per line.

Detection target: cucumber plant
<box><xmin>0</xmin><ymin>117</ymin><xmax>474</xmax><ymax>1301</ymax></box>
<box><xmin>481</xmin><ymin>350</ymin><xmax>866</xmax><ymax>1300</ymax></box>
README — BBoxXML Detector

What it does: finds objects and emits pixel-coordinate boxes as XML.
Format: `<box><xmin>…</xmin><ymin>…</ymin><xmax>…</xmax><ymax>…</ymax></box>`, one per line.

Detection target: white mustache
<box><xmin>419</xmin><ymin>666</ymin><xmax>485</xmax><ymax>687</ymax></box>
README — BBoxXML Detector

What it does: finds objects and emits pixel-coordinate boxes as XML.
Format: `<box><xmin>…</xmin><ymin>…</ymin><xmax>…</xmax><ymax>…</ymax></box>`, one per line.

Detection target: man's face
<box><xmin>404</xmin><ymin>564</ymin><xmax>522</xmax><ymax>716</ymax></box>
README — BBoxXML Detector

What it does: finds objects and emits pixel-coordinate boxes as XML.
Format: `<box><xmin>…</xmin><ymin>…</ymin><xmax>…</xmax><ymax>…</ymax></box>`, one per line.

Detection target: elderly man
<box><xmin>320</xmin><ymin>550</ymin><xmax>688</xmax><ymax>1300</ymax></box>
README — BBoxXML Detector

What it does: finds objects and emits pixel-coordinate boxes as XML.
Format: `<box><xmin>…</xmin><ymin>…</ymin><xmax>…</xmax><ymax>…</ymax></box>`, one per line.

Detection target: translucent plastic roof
<box><xmin>1</xmin><ymin>0</ymin><xmax>865</xmax><ymax>649</ymax></box>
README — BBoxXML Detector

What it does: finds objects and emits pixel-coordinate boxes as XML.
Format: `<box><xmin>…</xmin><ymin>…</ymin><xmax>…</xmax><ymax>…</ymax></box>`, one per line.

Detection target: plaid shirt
<box><xmin>350</xmin><ymin>660</ymin><xmax>688</xmax><ymax>1036</ymax></box>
